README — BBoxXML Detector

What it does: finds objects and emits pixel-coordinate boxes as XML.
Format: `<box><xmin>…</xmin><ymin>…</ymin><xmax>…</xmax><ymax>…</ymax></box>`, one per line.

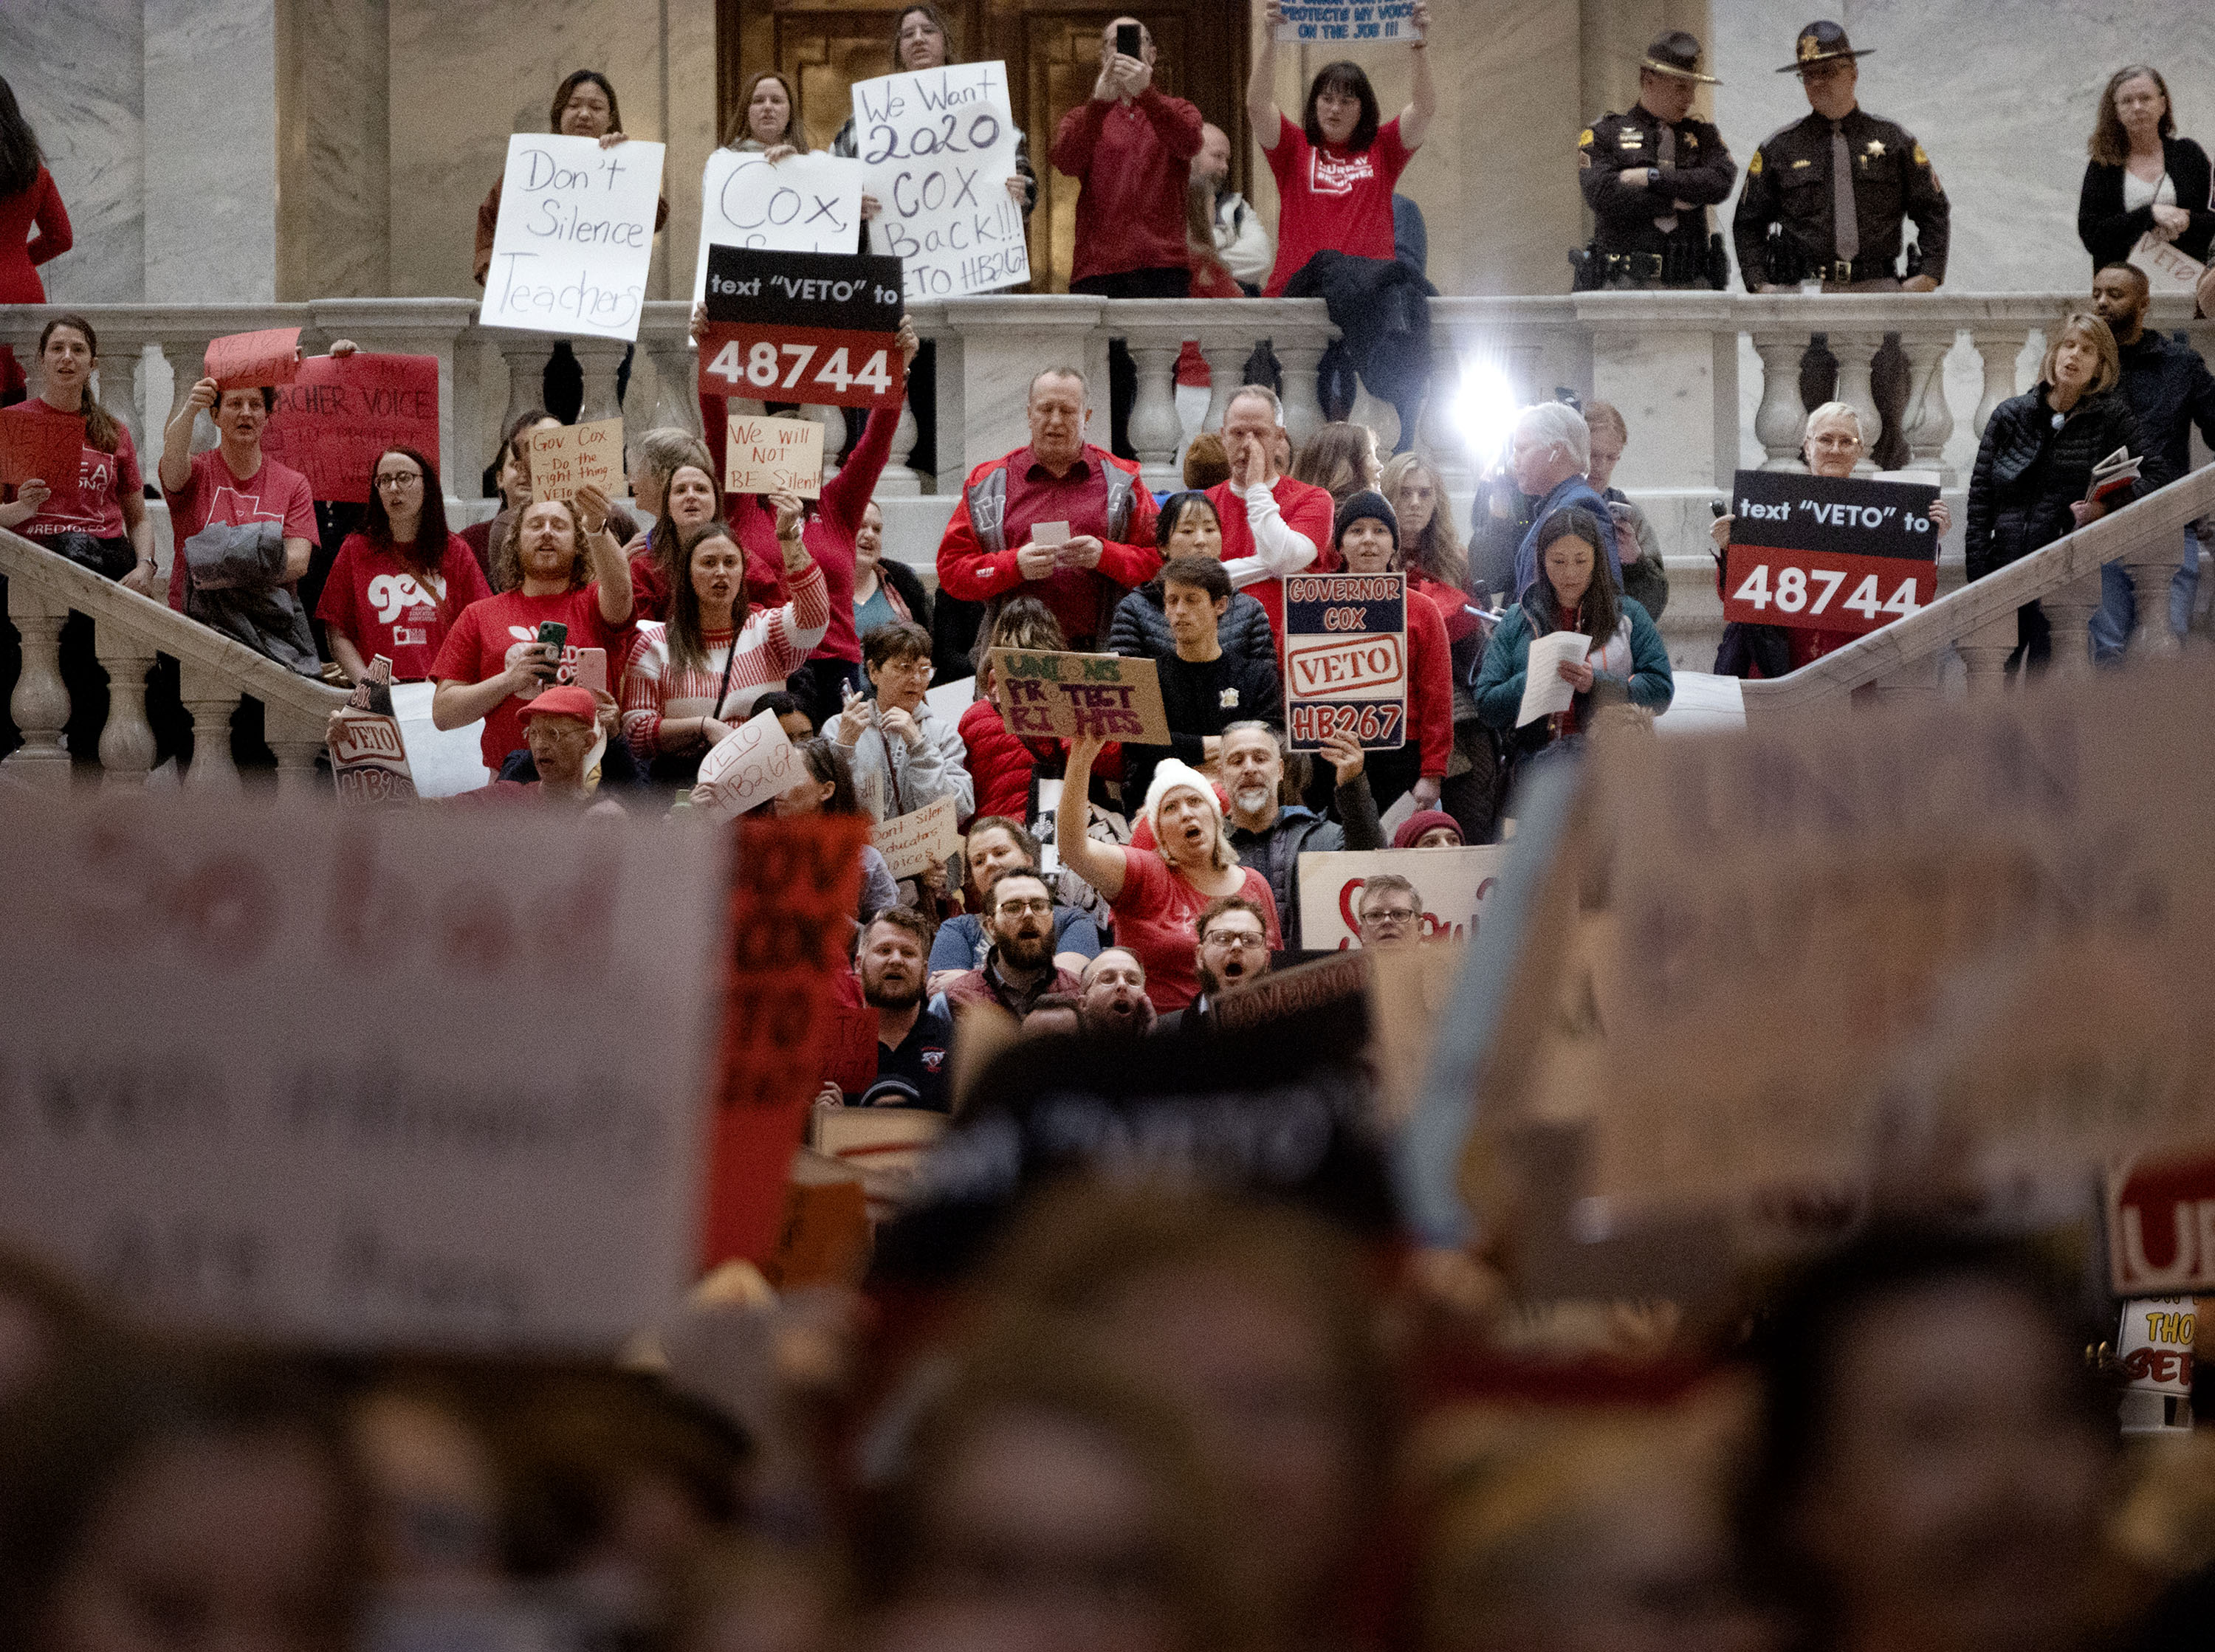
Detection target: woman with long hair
<box><xmin>721</xmin><ymin>68</ymin><xmax>808</xmax><ymax>156</ymax></box>
<box><xmin>621</xmin><ymin>503</ymin><xmax>828</xmax><ymax>780</ymax></box>
<box><xmin>622</xmin><ymin>433</ymin><xmax>716</xmax><ymax>621</ymax></box>
<box><xmin>960</xmin><ymin>595</ymin><xmax>1073</xmax><ymax>824</ymax></box>
<box><xmin>0</xmin><ymin>315</ymin><xmax>151</xmax><ymax>586</ymax></box>
<box><xmin>742</xmin><ymin>735</ymin><xmax>900</xmax><ymax>922</ymax></box>
<box><xmin>1378</xmin><ymin>452</ymin><xmax>1496</xmax><ymax>836</ymax></box>
<box><xmin>1291</xmin><ymin>420</ymin><xmax>1382</xmax><ymax>509</ymax></box>
<box><xmin>316</xmin><ymin>447</ymin><xmax>492</xmax><ymax>683</ymax></box>
<box><xmin>1186</xmin><ymin>173</ymin><xmax>1242</xmax><ymax>298</ymax></box>
<box><xmin>2078</xmin><ymin>64</ymin><xmax>2214</xmax><ymax>278</ymax></box>
<box><xmin>0</xmin><ymin>75</ymin><xmax>71</xmax><ymax>402</ymax></box>
<box><xmin>1248</xmin><ymin>1</ymin><xmax>1435</xmax><ymax>295</ymax></box>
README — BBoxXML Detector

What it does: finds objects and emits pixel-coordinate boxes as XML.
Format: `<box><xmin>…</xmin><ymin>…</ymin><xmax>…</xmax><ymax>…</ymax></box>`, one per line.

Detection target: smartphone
<box><xmin>534</xmin><ymin>620</ymin><xmax>567</xmax><ymax>678</ymax></box>
<box><xmin>1116</xmin><ymin>21</ymin><xmax>1141</xmax><ymax>59</ymax></box>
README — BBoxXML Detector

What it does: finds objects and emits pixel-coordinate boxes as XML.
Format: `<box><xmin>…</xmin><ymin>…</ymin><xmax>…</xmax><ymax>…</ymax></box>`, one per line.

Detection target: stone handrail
<box><xmin>2</xmin><ymin>523</ymin><xmax>346</xmax><ymax>789</ymax></box>
<box><xmin>1741</xmin><ymin>457</ymin><xmax>2215</xmax><ymax>721</ymax></box>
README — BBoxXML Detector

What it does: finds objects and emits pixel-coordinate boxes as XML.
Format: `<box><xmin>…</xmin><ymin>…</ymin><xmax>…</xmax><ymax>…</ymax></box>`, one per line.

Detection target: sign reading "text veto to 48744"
<box><xmin>1721</xmin><ymin>468</ymin><xmax>1941</xmax><ymax>634</ymax></box>
<box><xmin>1283</xmin><ymin>572</ymin><xmax>1407</xmax><ymax>751</ymax></box>
<box><xmin>698</xmin><ymin>245</ymin><xmax>906</xmax><ymax>412</ymax></box>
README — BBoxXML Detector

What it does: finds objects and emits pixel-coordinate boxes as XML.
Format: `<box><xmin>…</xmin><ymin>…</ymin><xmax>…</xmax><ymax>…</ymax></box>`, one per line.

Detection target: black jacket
<box><xmin>1733</xmin><ymin>106</ymin><xmax>1948</xmax><ymax>288</ymax></box>
<box><xmin>2115</xmin><ymin>330</ymin><xmax>2215</xmax><ymax>485</ymax></box>
<box><xmin>1965</xmin><ymin>385</ymin><xmax>2163</xmax><ymax>582</ymax></box>
<box><xmin>1579</xmin><ymin>105</ymin><xmax>1737</xmax><ymax>255</ymax></box>
<box><xmin>1109</xmin><ymin>579</ymin><xmax>1277</xmax><ymax>663</ymax></box>
<box><xmin>1282</xmin><ymin>250</ymin><xmax>1437</xmax><ymax>416</ymax></box>
<box><xmin>2078</xmin><ymin>137</ymin><xmax>2215</xmax><ymax>268</ymax></box>
<box><xmin>1225</xmin><ymin>782</ymin><xmax>1384</xmax><ymax>953</ymax></box>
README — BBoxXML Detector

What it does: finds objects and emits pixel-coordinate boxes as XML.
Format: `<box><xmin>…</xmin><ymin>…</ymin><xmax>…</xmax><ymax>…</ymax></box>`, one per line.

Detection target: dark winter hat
<box><xmin>1333</xmin><ymin>489</ymin><xmax>1399</xmax><ymax>552</ymax></box>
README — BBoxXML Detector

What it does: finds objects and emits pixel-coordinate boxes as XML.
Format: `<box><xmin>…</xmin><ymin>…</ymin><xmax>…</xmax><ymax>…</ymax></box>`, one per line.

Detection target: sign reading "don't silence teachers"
<box><xmin>481</xmin><ymin>133</ymin><xmax>667</xmax><ymax>343</ymax></box>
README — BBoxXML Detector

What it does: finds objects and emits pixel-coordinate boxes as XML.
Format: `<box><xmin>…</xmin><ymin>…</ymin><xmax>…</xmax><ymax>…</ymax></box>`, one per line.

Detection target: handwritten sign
<box><xmin>329</xmin><ymin>656</ymin><xmax>417</xmax><ymax>805</ymax></box>
<box><xmin>724</xmin><ymin>414</ymin><xmax>824</xmax><ymax>499</ymax></box>
<box><xmin>1284</xmin><ymin>572</ymin><xmax>1406</xmax><ymax>751</ymax></box>
<box><xmin>1275</xmin><ymin>1</ymin><xmax>1424</xmax><ymax>41</ymax></box>
<box><xmin>205</xmin><ymin>327</ymin><xmax>301</xmax><ymax>390</ymax></box>
<box><xmin>0</xmin><ymin>407</ymin><xmax>84</xmax><ymax>511</ymax></box>
<box><xmin>0</xmin><ymin>791</ymin><xmax>729</xmax><ymax>1351</ymax></box>
<box><xmin>2129</xmin><ymin>230</ymin><xmax>2206</xmax><ymax>297</ymax></box>
<box><xmin>698</xmin><ymin>245</ymin><xmax>906</xmax><ymax>412</ymax></box>
<box><xmin>693</xmin><ymin>708</ymin><xmax>803</xmax><ymax>822</ymax></box>
<box><xmin>704</xmin><ymin>814</ymin><xmax>870</xmax><ymax>1267</ymax></box>
<box><xmin>261</xmin><ymin>354</ymin><xmax>439</xmax><ymax>504</ymax></box>
<box><xmin>1298</xmin><ymin>846</ymin><xmax>1508</xmax><ymax>951</ymax></box>
<box><xmin>1721</xmin><ymin>469</ymin><xmax>1941</xmax><ymax>634</ymax></box>
<box><xmin>479</xmin><ymin>132</ymin><xmax>667</xmax><ymax>342</ymax></box>
<box><xmin>850</xmin><ymin>62</ymin><xmax>1030</xmax><ymax>299</ymax></box>
<box><xmin>991</xmin><ymin>648</ymin><xmax>1170</xmax><ymax>743</ymax></box>
<box><xmin>875</xmin><ymin>794</ymin><xmax>961</xmax><ymax>881</ymax></box>
<box><xmin>529</xmin><ymin>417</ymin><xmax>622</xmax><ymax>503</ymax></box>
<box><xmin>693</xmin><ymin>148</ymin><xmax>868</xmax><ymax>303</ymax></box>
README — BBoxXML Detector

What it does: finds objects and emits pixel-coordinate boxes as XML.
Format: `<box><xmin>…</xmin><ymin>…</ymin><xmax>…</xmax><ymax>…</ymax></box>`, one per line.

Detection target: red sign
<box><xmin>696</xmin><ymin>322</ymin><xmax>904</xmax><ymax>412</ymax></box>
<box><xmin>2107</xmin><ymin>1144</ymin><xmax>2215</xmax><ymax>1295</ymax></box>
<box><xmin>0</xmin><ymin>408</ymin><xmax>84</xmax><ymax>512</ymax></box>
<box><xmin>262</xmin><ymin>354</ymin><xmax>441</xmax><ymax>503</ymax></box>
<box><xmin>1722</xmin><ymin>543</ymin><xmax>1937</xmax><ymax>634</ymax></box>
<box><xmin>701</xmin><ymin>813</ymin><xmax>869</xmax><ymax>1268</ymax></box>
<box><xmin>204</xmin><ymin>327</ymin><xmax>301</xmax><ymax>390</ymax></box>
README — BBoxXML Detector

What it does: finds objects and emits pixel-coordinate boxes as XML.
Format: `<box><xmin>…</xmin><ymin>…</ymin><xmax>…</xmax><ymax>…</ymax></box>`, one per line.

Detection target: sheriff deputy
<box><xmin>1576</xmin><ymin>31</ymin><xmax>1736</xmax><ymax>289</ymax></box>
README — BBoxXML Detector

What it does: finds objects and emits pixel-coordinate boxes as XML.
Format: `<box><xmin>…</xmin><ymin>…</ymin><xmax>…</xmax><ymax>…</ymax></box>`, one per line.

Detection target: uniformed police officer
<box><xmin>1731</xmin><ymin>20</ymin><xmax>1949</xmax><ymax>292</ymax></box>
<box><xmin>1576</xmin><ymin>32</ymin><xmax>1736</xmax><ymax>289</ymax></box>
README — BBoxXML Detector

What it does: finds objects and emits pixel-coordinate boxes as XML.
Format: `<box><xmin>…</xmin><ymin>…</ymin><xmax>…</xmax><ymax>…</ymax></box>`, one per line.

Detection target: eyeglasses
<box><xmin>1203</xmin><ymin>932</ymin><xmax>1268</xmax><ymax>950</ymax></box>
<box><xmin>374</xmin><ymin>472</ymin><xmax>424</xmax><ymax>488</ymax></box>
<box><xmin>995</xmin><ymin>897</ymin><xmax>1054</xmax><ymax>918</ymax></box>
<box><xmin>1364</xmin><ymin>907</ymin><xmax>1421</xmax><ymax>925</ymax></box>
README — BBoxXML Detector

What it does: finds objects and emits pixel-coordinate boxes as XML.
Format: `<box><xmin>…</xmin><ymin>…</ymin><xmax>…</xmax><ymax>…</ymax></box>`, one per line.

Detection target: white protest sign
<box><xmin>1298</xmin><ymin>846</ymin><xmax>1508</xmax><ymax>951</ymax></box>
<box><xmin>694</xmin><ymin>708</ymin><xmax>803</xmax><ymax>822</ymax></box>
<box><xmin>1274</xmin><ymin>1</ymin><xmax>1424</xmax><ymax>43</ymax></box>
<box><xmin>2129</xmin><ymin>230</ymin><xmax>2206</xmax><ymax>297</ymax></box>
<box><xmin>851</xmin><ymin>62</ymin><xmax>1031</xmax><ymax>299</ymax></box>
<box><xmin>875</xmin><ymin>794</ymin><xmax>962</xmax><ymax>881</ymax></box>
<box><xmin>480</xmin><ymin>133</ymin><xmax>667</xmax><ymax>342</ymax></box>
<box><xmin>390</xmin><ymin>680</ymin><xmax>490</xmax><ymax>798</ymax></box>
<box><xmin>693</xmin><ymin>148</ymin><xmax>868</xmax><ymax>303</ymax></box>
<box><xmin>0</xmin><ymin>793</ymin><xmax>728</xmax><ymax>1352</ymax></box>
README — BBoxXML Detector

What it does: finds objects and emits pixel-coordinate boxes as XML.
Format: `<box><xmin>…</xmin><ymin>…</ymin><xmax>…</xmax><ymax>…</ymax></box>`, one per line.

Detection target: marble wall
<box><xmin>276</xmin><ymin>0</ymin><xmax>389</xmax><ymax>299</ymax></box>
<box><xmin>2</xmin><ymin>0</ymin><xmax>144</xmax><ymax>303</ymax></box>
<box><xmin>144</xmin><ymin>0</ymin><xmax>281</xmax><ymax>303</ymax></box>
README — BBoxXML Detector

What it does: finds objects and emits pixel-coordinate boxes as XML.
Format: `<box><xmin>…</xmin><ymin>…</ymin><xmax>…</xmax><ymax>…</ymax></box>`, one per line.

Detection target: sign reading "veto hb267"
<box><xmin>1283</xmin><ymin>572</ymin><xmax>1407</xmax><ymax>750</ymax></box>
<box><xmin>1720</xmin><ymin>469</ymin><xmax>1941</xmax><ymax>633</ymax></box>
<box><xmin>697</xmin><ymin>245</ymin><xmax>906</xmax><ymax>411</ymax></box>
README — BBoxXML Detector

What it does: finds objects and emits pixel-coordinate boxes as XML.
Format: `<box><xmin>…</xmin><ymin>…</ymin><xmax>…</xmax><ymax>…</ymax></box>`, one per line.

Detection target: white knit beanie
<box><xmin>1140</xmin><ymin>759</ymin><xmax>1224</xmax><ymax>858</ymax></box>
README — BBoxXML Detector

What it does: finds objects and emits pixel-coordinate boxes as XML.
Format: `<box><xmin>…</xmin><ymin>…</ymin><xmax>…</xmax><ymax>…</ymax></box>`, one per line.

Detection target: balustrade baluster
<box><xmin>2125</xmin><ymin>551</ymin><xmax>2185</xmax><ymax>659</ymax></box>
<box><xmin>1126</xmin><ymin>343</ymin><xmax>1185</xmax><ymax>492</ymax></box>
<box><xmin>882</xmin><ymin>393</ymin><xmax>924</xmax><ymax>496</ymax></box>
<box><xmin>1751</xmin><ymin>333</ymin><xmax>1807</xmax><ymax>468</ymax></box>
<box><xmin>570</xmin><ymin>340</ymin><xmax>627</xmax><ymax>426</ymax></box>
<box><xmin>1898</xmin><ymin>331</ymin><xmax>1957</xmax><ymax>483</ymax></box>
<box><xmin>92</xmin><ymin>624</ymin><xmax>157</xmax><ymax>785</ymax></box>
<box><xmin>645</xmin><ymin>336</ymin><xmax>702</xmax><ymax>435</ymax></box>
<box><xmin>1968</xmin><ymin>328</ymin><xmax>2023</xmax><ymax>441</ymax></box>
<box><xmin>1200</xmin><ymin>335</ymin><xmax>1251</xmax><ymax>436</ymax></box>
<box><xmin>177</xmin><ymin>663</ymin><xmax>242</xmax><ymax>789</ymax></box>
<box><xmin>1347</xmin><ymin>382</ymin><xmax>1400</xmax><ymax>455</ymax></box>
<box><xmin>1954</xmin><ymin>614</ymin><xmax>2021</xmax><ymax>696</ymax></box>
<box><xmin>496</xmin><ymin>335</ymin><xmax>556</xmax><ymax>446</ymax></box>
<box><xmin>2040</xmin><ymin>568</ymin><xmax>2101</xmax><ymax>677</ymax></box>
<box><xmin>4</xmin><ymin>583</ymin><xmax>71</xmax><ymax>783</ymax></box>
<box><xmin>269</xmin><ymin>733</ymin><xmax>327</xmax><ymax>794</ymax></box>
<box><xmin>1274</xmin><ymin>342</ymin><xmax>1327</xmax><ymax>450</ymax></box>
<box><xmin>1826</xmin><ymin>331</ymin><xmax>1884</xmax><ymax>475</ymax></box>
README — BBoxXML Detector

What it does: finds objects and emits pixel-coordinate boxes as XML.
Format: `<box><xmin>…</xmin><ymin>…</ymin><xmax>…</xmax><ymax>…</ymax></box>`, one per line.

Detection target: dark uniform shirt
<box><xmin>1579</xmin><ymin>104</ymin><xmax>1737</xmax><ymax>258</ymax></box>
<box><xmin>854</xmin><ymin>1005</ymin><xmax>953</xmax><ymax>1112</ymax></box>
<box><xmin>1731</xmin><ymin>106</ymin><xmax>1949</xmax><ymax>289</ymax></box>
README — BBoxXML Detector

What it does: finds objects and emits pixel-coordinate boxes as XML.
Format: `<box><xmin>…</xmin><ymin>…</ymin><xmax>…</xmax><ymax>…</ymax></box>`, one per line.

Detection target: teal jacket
<box><xmin>1473</xmin><ymin>595</ymin><xmax>1673</xmax><ymax>750</ymax></box>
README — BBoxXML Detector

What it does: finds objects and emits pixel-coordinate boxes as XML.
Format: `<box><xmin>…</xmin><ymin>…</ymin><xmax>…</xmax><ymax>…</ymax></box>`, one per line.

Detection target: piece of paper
<box><xmin>205</xmin><ymin>327</ymin><xmax>301</xmax><ymax>390</ymax></box>
<box><xmin>850</xmin><ymin>61</ymin><xmax>1030</xmax><ymax>299</ymax></box>
<box><xmin>387</xmin><ymin>681</ymin><xmax>488</xmax><ymax>797</ymax></box>
<box><xmin>1273</xmin><ymin>0</ymin><xmax>1424</xmax><ymax>43</ymax></box>
<box><xmin>875</xmin><ymin>794</ymin><xmax>961</xmax><ymax>881</ymax></box>
<box><xmin>1284</xmin><ymin>571</ymin><xmax>1408</xmax><ymax>751</ymax></box>
<box><xmin>693</xmin><ymin>708</ymin><xmax>803</xmax><ymax>822</ymax></box>
<box><xmin>698</xmin><ymin>245</ymin><xmax>907</xmax><ymax>412</ymax></box>
<box><xmin>478</xmin><ymin>132</ymin><xmax>667</xmax><ymax>342</ymax></box>
<box><xmin>2129</xmin><ymin>230</ymin><xmax>2207</xmax><ymax>296</ymax></box>
<box><xmin>0</xmin><ymin>407</ymin><xmax>85</xmax><ymax>510</ymax></box>
<box><xmin>261</xmin><ymin>354</ymin><xmax>440</xmax><ymax>505</ymax></box>
<box><xmin>704</xmin><ymin>814</ymin><xmax>871</xmax><ymax>1267</ymax></box>
<box><xmin>1517</xmin><ymin>630</ymin><xmax>1591</xmax><ymax>726</ymax></box>
<box><xmin>529</xmin><ymin>417</ymin><xmax>622</xmax><ymax>503</ymax></box>
<box><xmin>724</xmin><ymin>414</ymin><xmax>824</xmax><ymax>499</ymax></box>
<box><xmin>693</xmin><ymin>148</ymin><xmax>868</xmax><ymax>303</ymax></box>
<box><xmin>0</xmin><ymin>791</ymin><xmax>729</xmax><ymax>1352</ymax></box>
<box><xmin>1720</xmin><ymin>467</ymin><xmax>1942</xmax><ymax>635</ymax></box>
<box><xmin>924</xmin><ymin>675</ymin><xmax>976</xmax><ymax>728</ymax></box>
<box><xmin>991</xmin><ymin>648</ymin><xmax>1171</xmax><ymax>744</ymax></box>
<box><xmin>1297</xmin><ymin>846</ymin><xmax>1509</xmax><ymax>952</ymax></box>
<box><xmin>1030</xmin><ymin>520</ymin><xmax>1071</xmax><ymax>547</ymax></box>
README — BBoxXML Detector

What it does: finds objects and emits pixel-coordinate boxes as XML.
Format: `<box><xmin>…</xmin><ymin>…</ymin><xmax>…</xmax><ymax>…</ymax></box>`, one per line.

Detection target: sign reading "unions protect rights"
<box><xmin>698</xmin><ymin>245</ymin><xmax>907</xmax><ymax>412</ymax></box>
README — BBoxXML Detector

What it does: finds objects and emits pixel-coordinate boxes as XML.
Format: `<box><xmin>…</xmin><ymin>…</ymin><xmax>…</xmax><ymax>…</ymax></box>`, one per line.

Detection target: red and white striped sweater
<box><xmin>620</xmin><ymin>560</ymin><xmax>828</xmax><ymax>760</ymax></box>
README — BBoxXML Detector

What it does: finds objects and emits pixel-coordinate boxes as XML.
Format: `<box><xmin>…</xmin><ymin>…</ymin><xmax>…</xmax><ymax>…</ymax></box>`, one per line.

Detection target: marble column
<box><xmin>144</xmin><ymin>0</ymin><xmax>281</xmax><ymax>303</ymax></box>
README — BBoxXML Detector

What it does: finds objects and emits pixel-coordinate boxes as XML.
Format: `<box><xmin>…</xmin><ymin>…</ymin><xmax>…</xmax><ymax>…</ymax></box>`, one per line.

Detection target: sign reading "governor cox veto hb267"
<box><xmin>1284</xmin><ymin>572</ymin><xmax>1407</xmax><ymax>751</ymax></box>
<box><xmin>698</xmin><ymin>245</ymin><xmax>906</xmax><ymax>412</ymax></box>
<box><xmin>1720</xmin><ymin>469</ymin><xmax>1941</xmax><ymax>634</ymax></box>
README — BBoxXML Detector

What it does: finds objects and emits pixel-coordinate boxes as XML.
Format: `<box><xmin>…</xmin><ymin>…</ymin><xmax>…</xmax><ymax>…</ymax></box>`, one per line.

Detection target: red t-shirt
<box><xmin>1263</xmin><ymin>114</ymin><xmax>1414</xmax><ymax>296</ymax></box>
<box><xmin>1109</xmin><ymin>847</ymin><xmax>1282</xmax><ymax>1012</ymax></box>
<box><xmin>316</xmin><ymin>531</ymin><xmax>495</xmax><ymax>682</ymax></box>
<box><xmin>430</xmin><ymin>585</ymin><xmax>634</xmax><ymax>771</ymax></box>
<box><xmin>5</xmin><ymin>398</ymin><xmax>142</xmax><ymax>543</ymax></box>
<box><xmin>1203</xmin><ymin>473</ymin><xmax>1338</xmax><ymax>641</ymax></box>
<box><xmin>165</xmin><ymin>448</ymin><xmax>319</xmax><ymax>611</ymax></box>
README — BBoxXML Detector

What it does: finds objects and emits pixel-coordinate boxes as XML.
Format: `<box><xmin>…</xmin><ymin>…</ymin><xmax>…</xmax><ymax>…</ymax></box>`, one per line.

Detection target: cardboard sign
<box><xmin>1274</xmin><ymin>1</ymin><xmax>1425</xmax><ymax>42</ymax></box>
<box><xmin>704</xmin><ymin>814</ymin><xmax>871</xmax><ymax>1267</ymax></box>
<box><xmin>479</xmin><ymin>132</ymin><xmax>667</xmax><ymax>342</ymax></box>
<box><xmin>0</xmin><ymin>407</ymin><xmax>84</xmax><ymax>511</ymax></box>
<box><xmin>529</xmin><ymin>417</ymin><xmax>622</xmax><ymax>503</ymax></box>
<box><xmin>698</xmin><ymin>245</ymin><xmax>906</xmax><ymax>412</ymax></box>
<box><xmin>991</xmin><ymin>649</ymin><xmax>1170</xmax><ymax>743</ymax></box>
<box><xmin>2108</xmin><ymin>1145</ymin><xmax>2215</xmax><ymax>1294</ymax></box>
<box><xmin>2116</xmin><ymin>1298</ymin><xmax>2197</xmax><ymax>1432</ymax></box>
<box><xmin>1284</xmin><ymin>572</ymin><xmax>1406</xmax><ymax>751</ymax></box>
<box><xmin>205</xmin><ymin>327</ymin><xmax>301</xmax><ymax>390</ymax></box>
<box><xmin>2129</xmin><ymin>230</ymin><xmax>2206</xmax><ymax>297</ymax></box>
<box><xmin>693</xmin><ymin>148</ymin><xmax>868</xmax><ymax>303</ymax></box>
<box><xmin>0</xmin><ymin>791</ymin><xmax>729</xmax><ymax>1351</ymax></box>
<box><xmin>875</xmin><ymin>794</ymin><xmax>961</xmax><ymax>880</ymax></box>
<box><xmin>693</xmin><ymin>708</ymin><xmax>803</xmax><ymax>822</ymax></box>
<box><xmin>261</xmin><ymin>354</ymin><xmax>440</xmax><ymax>505</ymax></box>
<box><xmin>850</xmin><ymin>62</ymin><xmax>1031</xmax><ymax>299</ymax></box>
<box><xmin>329</xmin><ymin>655</ymin><xmax>417</xmax><ymax>805</ymax></box>
<box><xmin>1298</xmin><ymin>846</ymin><xmax>1508</xmax><ymax>951</ymax></box>
<box><xmin>723</xmin><ymin>414</ymin><xmax>824</xmax><ymax>500</ymax></box>
<box><xmin>1721</xmin><ymin>468</ymin><xmax>1941</xmax><ymax>633</ymax></box>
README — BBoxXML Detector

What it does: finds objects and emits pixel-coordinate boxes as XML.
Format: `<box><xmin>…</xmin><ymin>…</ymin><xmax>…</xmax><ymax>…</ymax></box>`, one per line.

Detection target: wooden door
<box><xmin>721</xmin><ymin>0</ymin><xmax>1249</xmax><ymax>292</ymax></box>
